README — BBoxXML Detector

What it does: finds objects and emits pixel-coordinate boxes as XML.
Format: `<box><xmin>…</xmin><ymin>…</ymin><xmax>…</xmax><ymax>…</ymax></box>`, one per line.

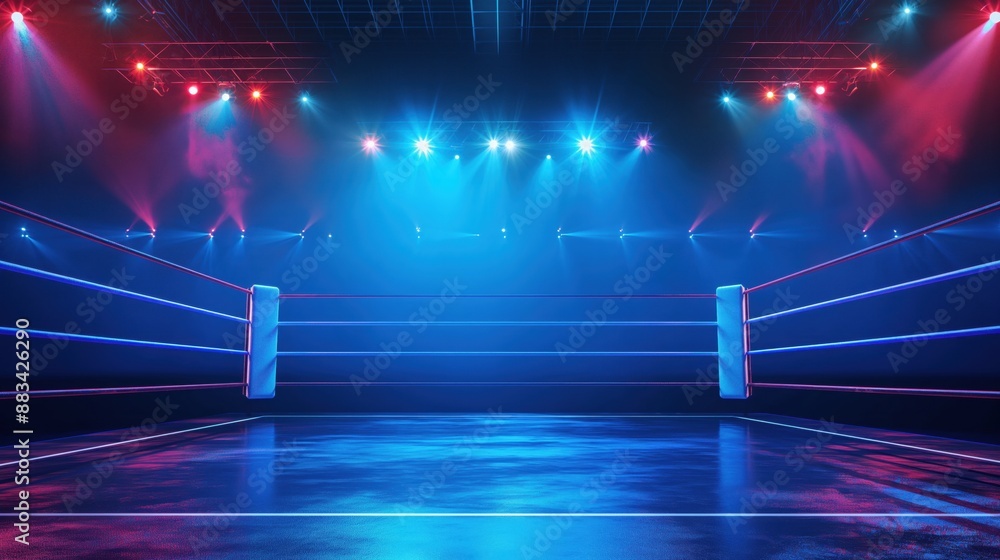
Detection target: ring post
<box><xmin>717</xmin><ymin>285</ymin><xmax>751</xmax><ymax>399</ymax></box>
<box><xmin>245</xmin><ymin>285</ymin><xmax>279</xmax><ymax>399</ymax></box>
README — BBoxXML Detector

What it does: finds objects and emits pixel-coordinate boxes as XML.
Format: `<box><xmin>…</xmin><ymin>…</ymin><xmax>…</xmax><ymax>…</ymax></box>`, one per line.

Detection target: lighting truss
<box><xmin>102</xmin><ymin>42</ymin><xmax>336</xmax><ymax>85</ymax></box>
<box><xmin>696</xmin><ymin>41</ymin><xmax>893</xmax><ymax>86</ymax></box>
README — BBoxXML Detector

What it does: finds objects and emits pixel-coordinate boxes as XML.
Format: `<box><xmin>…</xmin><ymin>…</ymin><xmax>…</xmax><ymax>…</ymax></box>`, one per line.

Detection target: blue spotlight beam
<box><xmin>278</xmin><ymin>321</ymin><xmax>717</xmax><ymax>327</ymax></box>
<box><xmin>0</xmin><ymin>259</ymin><xmax>248</xmax><ymax>323</ymax></box>
<box><xmin>0</xmin><ymin>200</ymin><xmax>249</xmax><ymax>294</ymax></box>
<box><xmin>277</xmin><ymin>351</ymin><xmax>719</xmax><ymax>357</ymax></box>
<box><xmin>748</xmin><ymin>260</ymin><xmax>1000</xmax><ymax>325</ymax></box>
<box><xmin>747</xmin><ymin>199</ymin><xmax>1000</xmax><ymax>294</ymax></box>
<box><xmin>748</xmin><ymin>326</ymin><xmax>1000</xmax><ymax>356</ymax></box>
<box><xmin>0</xmin><ymin>327</ymin><xmax>247</xmax><ymax>355</ymax></box>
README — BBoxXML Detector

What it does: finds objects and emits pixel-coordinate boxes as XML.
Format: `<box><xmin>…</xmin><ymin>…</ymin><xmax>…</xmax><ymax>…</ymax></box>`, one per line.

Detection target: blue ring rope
<box><xmin>278</xmin><ymin>321</ymin><xmax>716</xmax><ymax>327</ymax></box>
<box><xmin>277</xmin><ymin>351</ymin><xmax>718</xmax><ymax>357</ymax></box>
<box><xmin>749</xmin><ymin>260</ymin><xmax>1000</xmax><ymax>325</ymax></box>
<box><xmin>0</xmin><ymin>327</ymin><xmax>247</xmax><ymax>355</ymax></box>
<box><xmin>0</xmin><ymin>259</ymin><xmax>247</xmax><ymax>324</ymax></box>
<box><xmin>748</xmin><ymin>325</ymin><xmax>1000</xmax><ymax>355</ymax></box>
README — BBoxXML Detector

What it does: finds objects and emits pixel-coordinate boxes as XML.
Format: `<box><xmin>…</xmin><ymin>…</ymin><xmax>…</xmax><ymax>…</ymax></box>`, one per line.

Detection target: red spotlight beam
<box><xmin>0</xmin><ymin>200</ymin><xmax>250</xmax><ymax>294</ymax></box>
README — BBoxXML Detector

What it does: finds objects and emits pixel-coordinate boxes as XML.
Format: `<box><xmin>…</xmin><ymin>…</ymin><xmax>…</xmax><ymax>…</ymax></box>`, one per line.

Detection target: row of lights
<box><xmin>362</xmin><ymin>135</ymin><xmax>650</xmax><ymax>157</ymax></box>
<box><xmin>722</xmin><ymin>63</ymin><xmax>881</xmax><ymax>106</ymax></box>
<box><xmin>14</xmin><ymin>226</ymin><xmax>910</xmax><ymax>242</ymax></box>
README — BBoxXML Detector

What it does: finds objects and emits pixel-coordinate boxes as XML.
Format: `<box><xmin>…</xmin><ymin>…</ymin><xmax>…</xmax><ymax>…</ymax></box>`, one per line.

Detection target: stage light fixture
<box><xmin>188</xmin><ymin>85</ymin><xmax>199</xmax><ymax>95</ymax></box>
<box><xmin>639</xmin><ymin>138</ymin><xmax>648</xmax><ymax>148</ymax></box>
<box><xmin>415</xmin><ymin>138</ymin><xmax>432</xmax><ymax>155</ymax></box>
<box><xmin>488</xmin><ymin>138</ymin><xmax>500</xmax><ymax>151</ymax></box>
<box><xmin>578</xmin><ymin>137</ymin><xmax>594</xmax><ymax>154</ymax></box>
<box><xmin>992</xmin><ymin>12</ymin><xmax>1000</xmax><ymax>23</ymax></box>
<box><xmin>787</xmin><ymin>92</ymin><xmax>797</xmax><ymax>101</ymax></box>
<box><xmin>505</xmin><ymin>139</ymin><xmax>516</xmax><ymax>151</ymax></box>
<box><xmin>103</xmin><ymin>5</ymin><xmax>115</xmax><ymax>17</ymax></box>
<box><xmin>454</xmin><ymin>154</ymin><xmax>460</xmax><ymax>160</ymax></box>
<box><xmin>363</xmin><ymin>136</ymin><xmax>379</xmax><ymax>153</ymax></box>
<box><xmin>135</xmin><ymin>62</ymin><xmax>144</xmax><ymax>71</ymax></box>
<box><xmin>870</xmin><ymin>62</ymin><xmax>879</xmax><ymax>70</ymax></box>
<box><xmin>252</xmin><ymin>90</ymin><xmax>261</xmax><ymax>99</ymax></box>
<box><xmin>546</xmin><ymin>154</ymin><xmax>552</xmax><ymax>160</ymax></box>
<box><xmin>815</xmin><ymin>85</ymin><xmax>826</xmax><ymax>95</ymax></box>
<box><xmin>723</xmin><ymin>96</ymin><xmax>731</xmax><ymax>104</ymax></box>
<box><xmin>765</xmin><ymin>91</ymin><xmax>775</xmax><ymax>100</ymax></box>
<box><xmin>300</xmin><ymin>95</ymin><xmax>309</xmax><ymax>103</ymax></box>
<box><xmin>11</xmin><ymin>11</ymin><xmax>24</xmax><ymax>25</ymax></box>
<box><xmin>221</xmin><ymin>92</ymin><xmax>231</xmax><ymax>102</ymax></box>
<box><xmin>903</xmin><ymin>7</ymin><xmax>912</xmax><ymax>15</ymax></box>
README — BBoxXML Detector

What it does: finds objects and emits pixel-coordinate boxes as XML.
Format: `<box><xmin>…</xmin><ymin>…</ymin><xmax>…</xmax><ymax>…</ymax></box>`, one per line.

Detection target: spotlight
<box><xmin>870</xmin><ymin>62</ymin><xmax>879</xmax><ymax>70</ymax></box>
<box><xmin>639</xmin><ymin>138</ymin><xmax>648</xmax><ymax>148</ymax></box>
<box><xmin>501</xmin><ymin>228</ymin><xmax>506</xmax><ymax>234</ymax></box>
<box><xmin>751</xmin><ymin>233</ymin><xmax>756</xmax><ymax>239</ymax></box>
<box><xmin>578</xmin><ymin>137</ymin><xmax>594</xmax><ymax>154</ymax></box>
<box><xmin>689</xmin><ymin>234</ymin><xmax>694</xmax><ymax>239</ymax></box>
<box><xmin>363</xmin><ymin>137</ymin><xmax>379</xmax><ymax>152</ymax></box>
<box><xmin>619</xmin><ymin>227</ymin><xmax>624</xmax><ymax>239</ymax></box>
<box><xmin>252</xmin><ymin>90</ymin><xmax>261</xmax><ymax>99</ymax></box>
<box><xmin>135</xmin><ymin>62</ymin><xmax>145</xmax><ymax>71</ymax></box>
<box><xmin>903</xmin><ymin>7</ymin><xmax>912</xmax><ymax>15</ymax></box>
<box><xmin>103</xmin><ymin>5</ymin><xmax>115</xmax><ymax>17</ymax></box>
<box><xmin>787</xmin><ymin>92</ymin><xmax>797</xmax><ymax>101</ymax></box>
<box><xmin>546</xmin><ymin>154</ymin><xmax>552</xmax><ymax>160</ymax></box>
<box><xmin>505</xmin><ymin>139</ymin><xmax>516</xmax><ymax>151</ymax></box>
<box><xmin>488</xmin><ymin>138</ymin><xmax>500</xmax><ymax>151</ymax></box>
<box><xmin>454</xmin><ymin>154</ymin><xmax>460</xmax><ymax>160</ymax></box>
<box><xmin>415</xmin><ymin>226</ymin><xmax>421</xmax><ymax>233</ymax></box>
<box><xmin>765</xmin><ymin>91</ymin><xmax>775</xmax><ymax>100</ymax></box>
<box><xmin>723</xmin><ymin>96</ymin><xmax>731</xmax><ymax>104</ymax></box>
<box><xmin>300</xmin><ymin>95</ymin><xmax>309</xmax><ymax>103</ymax></box>
<box><xmin>415</xmin><ymin>138</ymin><xmax>432</xmax><ymax>155</ymax></box>
<box><xmin>11</xmin><ymin>11</ymin><xmax>24</xmax><ymax>25</ymax></box>
<box><xmin>188</xmin><ymin>85</ymin><xmax>199</xmax><ymax>95</ymax></box>
<box><xmin>221</xmin><ymin>92</ymin><xmax>231</xmax><ymax>102</ymax></box>
<box><xmin>815</xmin><ymin>85</ymin><xmax>826</xmax><ymax>95</ymax></box>
<box><xmin>991</xmin><ymin>12</ymin><xmax>1000</xmax><ymax>24</ymax></box>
